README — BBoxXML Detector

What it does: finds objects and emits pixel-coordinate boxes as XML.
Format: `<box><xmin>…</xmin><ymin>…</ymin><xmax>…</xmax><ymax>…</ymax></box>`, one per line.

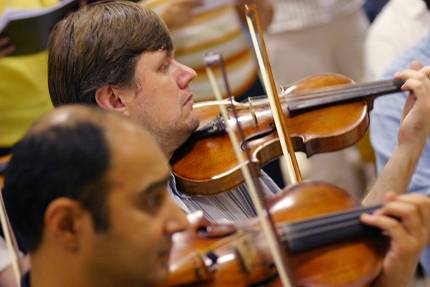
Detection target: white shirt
<box><xmin>365</xmin><ymin>0</ymin><xmax>430</xmax><ymax>80</ymax></box>
<box><xmin>268</xmin><ymin>0</ymin><xmax>363</xmax><ymax>33</ymax></box>
<box><xmin>168</xmin><ymin>172</ymin><xmax>280</xmax><ymax>224</ymax></box>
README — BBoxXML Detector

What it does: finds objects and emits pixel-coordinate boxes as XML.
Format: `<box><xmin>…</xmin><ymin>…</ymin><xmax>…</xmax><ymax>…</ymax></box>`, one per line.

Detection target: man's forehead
<box><xmin>29</xmin><ymin>106</ymin><xmax>101</xmax><ymax>134</ymax></box>
<box><xmin>139</xmin><ymin>174</ymin><xmax>170</xmax><ymax>194</ymax></box>
<box><xmin>107</xmin><ymin>141</ymin><xmax>169</xmax><ymax>194</ymax></box>
<box><xmin>108</xmin><ymin>126</ymin><xmax>167</xmax><ymax>168</ymax></box>
<box><xmin>142</xmin><ymin>49</ymin><xmax>174</xmax><ymax>60</ymax></box>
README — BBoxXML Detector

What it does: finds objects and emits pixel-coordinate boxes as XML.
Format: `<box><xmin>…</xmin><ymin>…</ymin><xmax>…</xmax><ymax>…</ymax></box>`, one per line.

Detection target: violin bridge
<box><xmin>194</xmin><ymin>252</ymin><xmax>213</xmax><ymax>281</ymax></box>
<box><xmin>234</xmin><ymin>230</ymin><xmax>258</xmax><ymax>273</ymax></box>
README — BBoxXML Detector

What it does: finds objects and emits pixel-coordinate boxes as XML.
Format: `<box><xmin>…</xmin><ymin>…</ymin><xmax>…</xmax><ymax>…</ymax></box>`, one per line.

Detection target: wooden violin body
<box><xmin>163</xmin><ymin>182</ymin><xmax>386</xmax><ymax>287</ymax></box>
<box><xmin>171</xmin><ymin>74</ymin><xmax>402</xmax><ymax>195</ymax></box>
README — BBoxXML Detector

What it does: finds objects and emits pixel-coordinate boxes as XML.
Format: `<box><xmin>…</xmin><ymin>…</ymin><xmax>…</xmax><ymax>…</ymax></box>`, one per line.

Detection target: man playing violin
<box><xmin>47</xmin><ymin>0</ymin><xmax>281</xmax><ymax>223</ymax></box>
<box><xmin>1</xmin><ymin>105</ymin><xmax>430</xmax><ymax>287</ymax></box>
<box><xmin>3</xmin><ymin>105</ymin><xmax>189</xmax><ymax>287</ymax></box>
<box><xmin>47</xmin><ymin>0</ymin><xmax>430</xmax><ymax>227</ymax></box>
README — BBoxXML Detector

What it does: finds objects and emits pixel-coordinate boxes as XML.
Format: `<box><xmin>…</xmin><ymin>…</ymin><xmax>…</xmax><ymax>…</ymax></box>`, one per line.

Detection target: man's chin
<box><xmin>152</xmin><ymin>264</ymin><xmax>170</xmax><ymax>286</ymax></box>
<box><xmin>168</xmin><ymin>117</ymin><xmax>200</xmax><ymax>154</ymax></box>
<box><xmin>190</xmin><ymin>114</ymin><xmax>200</xmax><ymax>131</ymax></box>
<box><xmin>183</xmin><ymin>116</ymin><xmax>200</xmax><ymax>138</ymax></box>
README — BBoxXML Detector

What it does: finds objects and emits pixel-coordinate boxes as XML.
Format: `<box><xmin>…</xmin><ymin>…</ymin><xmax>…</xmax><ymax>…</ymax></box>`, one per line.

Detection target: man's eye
<box><xmin>147</xmin><ymin>191</ymin><xmax>162</xmax><ymax>211</ymax></box>
<box><xmin>159</xmin><ymin>62</ymin><xmax>170</xmax><ymax>72</ymax></box>
<box><xmin>140</xmin><ymin>187</ymin><xmax>165</xmax><ymax>214</ymax></box>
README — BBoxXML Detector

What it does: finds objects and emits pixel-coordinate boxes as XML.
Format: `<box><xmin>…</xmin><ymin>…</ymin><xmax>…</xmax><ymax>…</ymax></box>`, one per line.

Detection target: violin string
<box><xmin>285</xmin><ymin>80</ymin><xmax>396</xmax><ymax>100</ymax></box>
<box><xmin>285</xmin><ymin>218</ymin><xmax>364</xmax><ymax>240</ymax></box>
<box><xmin>286</xmin><ymin>82</ymin><xmax>400</xmax><ymax>105</ymax></box>
<box><xmin>244</xmin><ymin>80</ymin><xmax>400</xmax><ymax>111</ymax></box>
<box><xmin>248</xmin><ymin>80</ymin><xmax>397</xmax><ymax>103</ymax></box>
<box><xmin>277</xmin><ymin>205</ymin><xmax>381</xmax><ymax>242</ymax></box>
<box><xmin>286</xmin><ymin>81</ymin><xmax>398</xmax><ymax>102</ymax></box>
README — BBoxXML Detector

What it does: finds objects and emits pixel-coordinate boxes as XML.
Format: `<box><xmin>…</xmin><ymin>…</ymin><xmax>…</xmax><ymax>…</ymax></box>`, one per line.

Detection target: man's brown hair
<box><xmin>48</xmin><ymin>0</ymin><xmax>173</xmax><ymax>106</ymax></box>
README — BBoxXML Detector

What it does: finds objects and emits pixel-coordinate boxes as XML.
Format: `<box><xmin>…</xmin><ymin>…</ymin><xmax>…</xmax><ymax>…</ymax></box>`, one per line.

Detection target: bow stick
<box><xmin>205</xmin><ymin>52</ymin><xmax>296</xmax><ymax>287</ymax></box>
<box><xmin>244</xmin><ymin>4</ymin><xmax>302</xmax><ymax>184</ymax></box>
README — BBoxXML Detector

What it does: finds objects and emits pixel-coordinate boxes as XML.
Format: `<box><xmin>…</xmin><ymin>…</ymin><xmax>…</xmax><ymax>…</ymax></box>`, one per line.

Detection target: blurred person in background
<box><xmin>363</xmin><ymin>0</ymin><xmax>389</xmax><ymax>23</ymax></box>
<box><xmin>0</xmin><ymin>0</ymin><xmax>60</xmax><ymax>157</ymax></box>
<box><xmin>365</xmin><ymin>0</ymin><xmax>430</xmax><ymax>80</ymax></box>
<box><xmin>266</xmin><ymin>0</ymin><xmax>369</xmax><ymax>196</ymax></box>
<box><xmin>0</xmin><ymin>1</ymin><xmax>59</xmax><ymax>286</ymax></box>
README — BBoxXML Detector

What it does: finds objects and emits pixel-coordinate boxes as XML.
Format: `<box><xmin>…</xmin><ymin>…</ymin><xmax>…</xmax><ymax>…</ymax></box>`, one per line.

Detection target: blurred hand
<box><xmin>160</xmin><ymin>0</ymin><xmax>203</xmax><ymax>29</ymax></box>
<box><xmin>0</xmin><ymin>37</ymin><xmax>14</xmax><ymax>57</ymax></box>
<box><xmin>361</xmin><ymin>192</ymin><xmax>430</xmax><ymax>287</ymax></box>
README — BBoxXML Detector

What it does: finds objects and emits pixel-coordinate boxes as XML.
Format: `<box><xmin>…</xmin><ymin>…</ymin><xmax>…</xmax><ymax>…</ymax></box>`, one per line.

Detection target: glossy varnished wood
<box><xmin>163</xmin><ymin>182</ymin><xmax>384</xmax><ymax>286</ymax></box>
<box><xmin>172</xmin><ymin>74</ymin><xmax>370</xmax><ymax>195</ymax></box>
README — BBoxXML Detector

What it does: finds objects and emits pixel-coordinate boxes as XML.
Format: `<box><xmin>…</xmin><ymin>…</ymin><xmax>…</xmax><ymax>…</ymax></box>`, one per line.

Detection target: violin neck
<box><xmin>280</xmin><ymin>205</ymin><xmax>383</xmax><ymax>254</ymax></box>
<box><xmin>287</xmin><ymin>79</ymin><xmax>404</xmax><ymax>113</ymax></box>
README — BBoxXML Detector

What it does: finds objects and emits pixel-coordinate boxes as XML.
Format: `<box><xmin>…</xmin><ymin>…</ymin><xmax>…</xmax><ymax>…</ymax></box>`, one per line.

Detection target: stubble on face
<box><xmin>122</xmin><ymin>51</ymin><xmax>200</xmax><ymax>157</ymax></box>
<box><xmin>125</xmin><ymin>97</ymin><xmax>199</xmax><ymax>157</ymax></box>
<box><xmin>165</xmin><ymin>114</ymin><xmax>199</xmax><ymax>153</ymax></box>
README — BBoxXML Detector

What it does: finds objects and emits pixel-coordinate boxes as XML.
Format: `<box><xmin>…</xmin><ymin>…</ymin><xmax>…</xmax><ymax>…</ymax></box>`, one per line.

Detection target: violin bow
<box><xmin>204</xmin><ymin>52</ymin><xmax>296</xmax><ymax>287</ymax></box>
<box><xmin>244</xmin><ymin>4</ymin><xmax>302</xmax><ymax>184</ymax></box>
<box><xmin>0</xmin><ymin>188</ymin><xmax>22</xmax><ymax>285</ymax></box>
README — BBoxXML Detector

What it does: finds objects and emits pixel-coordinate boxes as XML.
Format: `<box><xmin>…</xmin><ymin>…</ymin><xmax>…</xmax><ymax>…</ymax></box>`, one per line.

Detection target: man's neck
<box><xmin>31</xmin><ymin>253</ymin><xmax>93</xmax><ymax>287</ymax></box>
<box><xmin>165</xmin><ymin>151</ymin><xmax>173</xmax><ymax>160</ymax></box>
<box><xmin>161</xmin><ymin>143</ymin><xmax>174</xmax><ymax>160</ymax></box>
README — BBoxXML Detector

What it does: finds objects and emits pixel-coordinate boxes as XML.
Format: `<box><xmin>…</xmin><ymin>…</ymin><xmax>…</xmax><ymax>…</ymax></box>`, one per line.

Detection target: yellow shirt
<box><xmin>0</xmin><ymin>0</ymin><xmax>57</xmax><ymax>147</ymax></box>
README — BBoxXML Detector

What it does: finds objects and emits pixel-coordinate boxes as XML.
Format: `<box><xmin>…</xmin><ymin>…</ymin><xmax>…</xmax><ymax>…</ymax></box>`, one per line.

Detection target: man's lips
<box><xmin>159</xmin><ymin>244</ymin><xmax>172</xmax><ymax>264</ymax></box>
<box><xmin>160</xmin><ymin>241</ymin><xmax>172</xmax><ymax>257</ymax></box>
<box><xmin>183</xmin><ymin>94</ymin><xmax>194</xmax><ymax>106</ymax></box>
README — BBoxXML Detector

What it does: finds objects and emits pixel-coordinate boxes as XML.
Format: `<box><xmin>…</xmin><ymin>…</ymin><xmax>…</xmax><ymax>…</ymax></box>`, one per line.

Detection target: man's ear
<box><xmin>95</xmin><ymin>86</ymin><xmax>128</xmax><ymax>114</ymax></box>
<box><xmin>44</xmin><ymin>198</ymin><xmax>89</xmax><ymax>252</ymax></box>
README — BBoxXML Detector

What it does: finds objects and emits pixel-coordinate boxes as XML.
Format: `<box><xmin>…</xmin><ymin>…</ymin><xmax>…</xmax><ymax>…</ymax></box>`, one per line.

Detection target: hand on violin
<box><xmin>0</xmin><ymin>36</ymin><xmax>14</xmax><ymax>57</ymax></box>
<box><xmin>158</xmin><ymin>0</ymin><xmax>203</xmax><ymax>29</ymax></box>
<box><xmin>395</xmin><ymin>63</ymin><xmax>430</xmax><ymax>145</ymax></box>
<box><xmin>361</xmin><ymin>192</ymin><xmax>430</xmax><ymax>287</ymax></box>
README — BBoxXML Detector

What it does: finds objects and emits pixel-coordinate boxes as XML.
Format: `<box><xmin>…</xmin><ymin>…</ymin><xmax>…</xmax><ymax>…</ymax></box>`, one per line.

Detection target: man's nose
<box><xmin>165</xmin><ymin>197</ymin><xmax>189</xmax><ymax>235</ymax></box>
<box><xmin>177</xmin><ymin>61</ymin><xmax>197</xmax><ymax>89</ymax></box>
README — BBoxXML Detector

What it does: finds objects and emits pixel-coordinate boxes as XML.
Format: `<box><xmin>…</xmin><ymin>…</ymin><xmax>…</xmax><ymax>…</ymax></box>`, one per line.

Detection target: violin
<box><xmin>163</xmin><ymin>181</ymin><xmax>387</xmax><ymax>286</ymax></box>
<box><xmin>171</xmin><ymin>74</ymin><xmax>404</xmax><ymax>195</ymax></box>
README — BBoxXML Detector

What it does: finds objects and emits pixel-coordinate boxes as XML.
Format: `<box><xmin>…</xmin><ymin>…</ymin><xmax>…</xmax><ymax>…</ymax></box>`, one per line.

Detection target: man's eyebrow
<box><xmin>162</xmin><ymin>49</ymin><xmax>174</xmax><ymax>59</ymax></box>
<box><xmin>156</xmin><ymin>50</ymin><xmax>172</xmax><ymax>66</ymax></box>
<box><xmin>142</xmin><ymin>174</ymin><xmax>170</xmax><ymax>194</ymax></box>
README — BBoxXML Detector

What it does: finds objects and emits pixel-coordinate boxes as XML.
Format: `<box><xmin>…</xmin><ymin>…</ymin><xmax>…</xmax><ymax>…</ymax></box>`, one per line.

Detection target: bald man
<box><xmin>0</xmin><ymin>105</ymin><xmax>429</xmax><ymax>287</ymax></box>
<box><xmin>3</xmin><ymin>105</ymin><xmax>188</xmax><ymax>287</ymax></box>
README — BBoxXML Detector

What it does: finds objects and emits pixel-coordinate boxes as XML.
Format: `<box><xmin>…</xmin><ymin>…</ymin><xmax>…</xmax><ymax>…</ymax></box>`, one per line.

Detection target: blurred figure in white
<box><xmin>266</xmin><ymin>0</ymin><xmax>369</xmax><ymax>197</ymax></box>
